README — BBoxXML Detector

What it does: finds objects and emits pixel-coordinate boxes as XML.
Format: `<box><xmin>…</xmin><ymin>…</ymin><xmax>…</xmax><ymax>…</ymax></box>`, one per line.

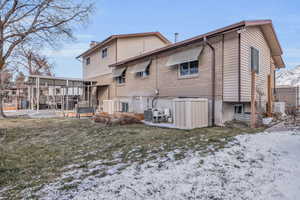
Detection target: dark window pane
<box><xmin>180</xmin><ymin>62</ymin><xmax>189</xmax><ymax>76</ymax></box>
<box><xmin>121</xmin><ymin>102</ymin><xmax>129</xmax><ymax>112</ymax></box>
<box><xmin>234</xmin><ymin>105</ymin><xmax>243</xmax><ymax>114</ymax></box>
<box><xmin>190</xmin><ymin>61</ymin><xmax>199</xmax><ymax>74</ymax></box>
<box><xmin>102</xmin><ymin>48</ymin><xmax>108</xmax><ymax>58</ymax></box>
<box><xmin>86</xmin><ymin>57</ymin><xmax>90</xmax><ymax>65</ymax></box>
<box><xmin>251</xmin><ymin>47</ymin><xmax>259</xmax><ymax>74</ymax></box>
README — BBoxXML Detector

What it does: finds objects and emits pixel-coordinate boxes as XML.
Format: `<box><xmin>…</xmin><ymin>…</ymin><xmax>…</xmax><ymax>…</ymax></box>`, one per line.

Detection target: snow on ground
<box><xmin>38</xmin><ymin>131</ymin><xmax>300</xmax><ymax>200</ymax></box>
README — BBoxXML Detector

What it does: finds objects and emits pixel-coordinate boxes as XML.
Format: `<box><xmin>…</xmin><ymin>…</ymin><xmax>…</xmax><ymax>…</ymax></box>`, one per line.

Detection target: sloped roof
<box><xmin>76</xmin><ymin>32</ymin><xmax>171</xmax><ymax>59</ymax></box>
<box><xmin>110</xmin><ymin>20</ymin><xmax>285</xmax><ymax>68</ymax></box>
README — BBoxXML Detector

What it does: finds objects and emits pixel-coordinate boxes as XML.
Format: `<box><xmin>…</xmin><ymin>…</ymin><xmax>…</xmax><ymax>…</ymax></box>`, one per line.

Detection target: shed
<box><xmin>173</xmin><ymin>98</ymin><xmax>208</xmax><ymax>129</ymax></box>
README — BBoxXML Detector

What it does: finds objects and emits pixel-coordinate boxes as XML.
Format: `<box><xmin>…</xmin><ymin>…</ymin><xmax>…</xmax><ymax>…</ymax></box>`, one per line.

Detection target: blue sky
<box><xmin>47</xmin><ymin>0</ymin><xmax>300</xmax><ymax>78</ymax></box>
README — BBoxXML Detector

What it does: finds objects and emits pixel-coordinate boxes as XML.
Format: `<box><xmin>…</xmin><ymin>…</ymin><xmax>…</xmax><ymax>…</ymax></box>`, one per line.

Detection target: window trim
<box><xmin>121</xmin><ymin>102</ymin><xmax>129</xmax><ymax>112</ymax></box>
<box><xmin>136</xmin><ymin>66</ymin><xmax>150</xmax><ymax>78</ymax></box>
<box><xmin>234</xmin><ymin>104</ymin><xmax>244</xmax><ymax>114</ymax></box>
<box><xmin>86</xmin><ymin>57</ymin><xmax>90</xmax><ymax>65</ymax></box>
<box><xmin>102</xmin><ymin>47</ymin><xmax>108</xmax><ymax>58</ymax></box>
<box><xmin>116</xmin><ymin>69</ymin><xmax>126</xmax><ymax>85</ymax></box>
<box><xmin>250</xmin><ymin>47</ymin><xmax>259</xmax><ymax>74</ymax></box>
<box><xmin>178</xmin><ymin>60</ymin><xmax>199</xmax><ymax>78</ymax></box>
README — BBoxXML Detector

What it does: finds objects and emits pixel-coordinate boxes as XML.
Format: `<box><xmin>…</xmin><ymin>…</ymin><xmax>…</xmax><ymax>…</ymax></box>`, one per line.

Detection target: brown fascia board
<box><xmin>76</xmin><ymin>32</ymin><xmax>171</xmax><ymax>59</ymax></box>
<box><xmin>245</xmin><ymin>19</ymin><xmax>283</xmax><ymax>55</ymax></box>
<box><xmin>111</xmin><ymin>19</ymin><xmax>284</xmax><ymax>68</ymax></box>
<box><xmin>110</xmin><ymin>20</ymin><xmax>249</xmax><ymax>67</ymax></box>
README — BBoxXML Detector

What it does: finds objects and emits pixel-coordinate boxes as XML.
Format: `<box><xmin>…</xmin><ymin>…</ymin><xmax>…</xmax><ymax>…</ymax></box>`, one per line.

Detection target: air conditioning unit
<box><xmin>273</xmin><ymin>102</ymin><xmax>285</xmax><ymax>115</ymax></box>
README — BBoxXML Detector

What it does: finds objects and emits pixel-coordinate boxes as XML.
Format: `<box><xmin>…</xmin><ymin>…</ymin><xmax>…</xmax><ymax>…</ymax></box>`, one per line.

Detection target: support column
<box><xmin>36</xmin><ymin>77</ymin><xmax>40</xmax><ymax>112</ymax></box>
<box><xmin>66</xmin><ymin>80</ymin><xmax>69</xmax><ymax>110</ymax></box>
<box><xmin>251</xmin><ymin>71</ymin><xmax>257</xmax><ymax>128</ymax></box>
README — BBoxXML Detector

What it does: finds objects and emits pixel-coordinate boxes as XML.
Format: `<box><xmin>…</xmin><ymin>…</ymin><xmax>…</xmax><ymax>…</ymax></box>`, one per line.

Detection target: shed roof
<box><xmin>110</xmin><ymin>20</ymin><xmax>285</xmax><ymax>68</ymax></box>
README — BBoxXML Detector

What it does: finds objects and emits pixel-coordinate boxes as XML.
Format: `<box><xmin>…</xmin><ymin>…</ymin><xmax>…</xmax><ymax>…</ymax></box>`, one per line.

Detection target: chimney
<box><xmin>174</xmin><ymin>33</ymin><xmax>179</xmax><ymax>43</ymax></box>
<box><xmin>90</xmin><ymin>41</ymin><xmax>98</xmax><ymax>48</ymax></box>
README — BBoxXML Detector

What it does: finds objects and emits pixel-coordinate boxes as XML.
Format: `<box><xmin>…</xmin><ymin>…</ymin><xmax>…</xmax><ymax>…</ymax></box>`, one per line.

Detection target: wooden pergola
<box><xmin>26</xmin><ymin>75</ymin><xmax>96</xmax><ymax>111</ymax></box>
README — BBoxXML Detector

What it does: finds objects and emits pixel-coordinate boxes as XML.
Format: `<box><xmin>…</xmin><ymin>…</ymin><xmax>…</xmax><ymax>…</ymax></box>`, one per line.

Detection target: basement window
<box><xmin>121</xmin><ymin>102</ymin><xmax>129</xmax><ymax>112</ymax></box>
<box><xmin>250</xmin><ymin>47</ymin><xmax>259</xmax><ymax>74</ymax></box>
<box><xmin>179</xmin><ymin>61</ymin><xmax>199</xmax><ymax>77</ymax></box>
<box><xmin>102</xmin><ymin>48</ymin><xmax>108</xmax><ymax>58</ymax></box>
<box><xmin>234</xmin><ymin>104</ymin><xmax>244</xmax><ymax>114</ymax></box>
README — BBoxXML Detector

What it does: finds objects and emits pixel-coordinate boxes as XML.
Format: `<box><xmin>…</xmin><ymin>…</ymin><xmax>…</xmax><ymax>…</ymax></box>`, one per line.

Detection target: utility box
<box><xmin>173</xmin><ymin>98</ymin><xmax>208</xmax><ymax>129</ymax></box>
<box><xmin>273</xmin><ymin>102</ymin><xmax>286</xmax><ymax>115</ymax></box>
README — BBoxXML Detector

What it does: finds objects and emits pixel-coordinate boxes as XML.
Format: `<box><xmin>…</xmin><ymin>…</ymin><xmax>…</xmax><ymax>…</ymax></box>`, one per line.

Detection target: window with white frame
<box><xmin>137</xmin><ymin>67</ymin><xmax>150</xmax><ymax>78</ymax></box>
<box><xmin>250</xmin><ymin>47</ymin><xmax>259</xmax><ymax>74</ymax></box>
<box><xmin>179</xmin><ymin>60</ymin><xmax>199</xmax><ymax>77</ymax></box>
<box><xmin>102</xmin><ymin>48</ymin><xmax>108</xmax><ymax>58</ymax></box>
<box><xmin>116</xmin><ymin>70</ymin><xmax>126</xmax><ymax>84</ymax></box>
<box><xmin>121</xmin><ymin>102</ymin><xmax>129</xmax><ymax>112</ymax></box>
<box><xmin>234</xmin><ymin>104</ymin><xmax>244</xmax><ymax>114</ymax></box>
<box><xmin>86</xmin><ymin>57</ymin><xmax>90</xmax><ymax>65</ymax></box>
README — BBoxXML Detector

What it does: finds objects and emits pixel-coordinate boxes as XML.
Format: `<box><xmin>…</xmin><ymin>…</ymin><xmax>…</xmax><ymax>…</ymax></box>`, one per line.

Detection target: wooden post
<box><xmin>251</xmin><ymin>71</ymin><xmax>256</xmax><ymax>128</ymax></box>
<box><xmin>36</xmin><ymin>77</ymin><xmax>40</xmax><ymax>112</ymax></box>
<box><xmin>267</xmin><ymin>75</ymin><xmax>272</xmax><ymax>117</ymax></box>
<box><xmin>66</xmin><ymin>80</ymin><xmax>69</xmax><ymax>110</ymax></box>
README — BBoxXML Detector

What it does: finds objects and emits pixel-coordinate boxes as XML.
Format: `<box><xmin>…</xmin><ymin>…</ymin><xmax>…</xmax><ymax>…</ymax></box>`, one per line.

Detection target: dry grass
<box><xmin>0</xmin><ymin>118</ymin><xmax>264</xmax><ymax>199</ymax></box>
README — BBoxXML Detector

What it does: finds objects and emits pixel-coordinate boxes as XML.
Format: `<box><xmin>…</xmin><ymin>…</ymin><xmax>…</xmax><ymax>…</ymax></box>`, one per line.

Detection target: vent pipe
<box><xmin>90</xmin><ymin>41</ymin><xmax>98</xmax><ymax>48</ymax></box>
<box><xmin>174</xmin><ymin>33</ymin><xmax>179</xmax><ymax>43</ymax></box>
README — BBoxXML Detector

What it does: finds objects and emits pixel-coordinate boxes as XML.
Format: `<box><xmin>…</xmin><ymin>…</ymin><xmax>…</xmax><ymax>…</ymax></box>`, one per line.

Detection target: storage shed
<box><xmin>173</xmin><ymin>98</ymin><xmax>209</xmax><ymax>129</ymax></box>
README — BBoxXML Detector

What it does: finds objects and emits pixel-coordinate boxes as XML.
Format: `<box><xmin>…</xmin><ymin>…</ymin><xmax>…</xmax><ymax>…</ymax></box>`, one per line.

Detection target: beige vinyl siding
<box><xmin>115</xmin><ymin>36</ymin><xmax>223</xmax><ymax>100</ymax></box>
<box><xmin>117</xmin><ymin>36</ymin><xmax>167</xmax><ymax>61</ymax></box>
<box><xmin>223</xmin><ymin>32</ymin><xmax>239</xmax><ymax>102</ymax></box>
<box><xmin>83</xmin><ymin>41</ymin><xmax>117</xmax><ymax>80</ymax></box>
<box><xmin>240</xmin><ymin>27</ymin><xmax>271</xmax><ymax>102</ymax></box>
<box><xmin>115</xmin><ymin>59</ymin><xmax>157</xmax><ymax>97</ymax></box>
<box><xmin>83</xmin><ymin>35</ymin><xmax>168</xmax><ymax>81</ymax></box>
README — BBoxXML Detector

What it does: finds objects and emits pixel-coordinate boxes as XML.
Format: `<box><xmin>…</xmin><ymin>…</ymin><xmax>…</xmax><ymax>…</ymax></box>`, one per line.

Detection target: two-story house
<box><xmin>76</xmin><ymin>32</ymin><xmax>171</xmax><ymax>108</ymax></box>
<box><xmin>78</xmin><ymin>20</ymin><xmax>285</xmax><ymax>126</ymax></box>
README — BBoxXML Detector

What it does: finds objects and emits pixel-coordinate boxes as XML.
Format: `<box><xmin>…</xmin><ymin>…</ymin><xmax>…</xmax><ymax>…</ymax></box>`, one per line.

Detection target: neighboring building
<box><xmin>275</xmin><ymin>85</ymin><xmax>300</xmax><ymax>108</ymax></box>
<box><xmin>78</xmin><ymin>20</ymin><xmax>285</xmax><ymax>125</ymax></box>
<box><xmin>26</xmin><ymin>75</ymin><xmax>93</xmax><ymax>110</ymax></box>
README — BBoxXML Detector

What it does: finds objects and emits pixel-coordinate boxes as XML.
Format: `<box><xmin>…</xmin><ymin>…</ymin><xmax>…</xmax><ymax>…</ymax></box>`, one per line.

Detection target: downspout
<box><xmin>204</xmin><ymin>37</ymin><xmax>216</xmax><ymax>126</ymax></box>
<box><xmin>238</xmin><ymin>33</ymin><xmax>241</xmax><ymax>102</ymax></box>
<box><xmin>274</xmin><ymin>69</ymin><xmax>276</xmax><ymax>97</ymax></box>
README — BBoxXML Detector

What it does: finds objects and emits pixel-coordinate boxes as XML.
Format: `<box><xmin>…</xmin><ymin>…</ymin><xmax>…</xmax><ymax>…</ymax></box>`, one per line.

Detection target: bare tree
<box><xmin>0</xmin><ymin>0</ymin><xmax>94</xmax><ymax>118</ymax></box>
<box><xmin>15</xmin><ymin>71</ymin><xmax>25</xmax><ymax>87</ymax></box>
<box><xmin>12</xmin><ymin>47</ymin><xmax>55</xmax><ymax>76</ymax></box>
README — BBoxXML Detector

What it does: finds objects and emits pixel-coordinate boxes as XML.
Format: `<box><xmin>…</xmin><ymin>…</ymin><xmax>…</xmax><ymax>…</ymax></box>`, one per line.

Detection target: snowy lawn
<box><xmin>2</xmin><ymin>118</ymin><xmax>299</xmax><ymax>200</ymax></box>
<box><xmin>37</xmin><ymin>131</ymin><xmax>300</xmax><ymax>200</ymax></box>
<box><xmin>0</xmin><ymin>118</ymin><xmax>264</xmax><ymax>199</ymax></box>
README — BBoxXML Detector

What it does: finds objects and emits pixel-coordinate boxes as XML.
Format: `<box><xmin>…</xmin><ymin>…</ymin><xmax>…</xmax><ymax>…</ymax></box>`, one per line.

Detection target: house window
<box><xmin>179</xmin><ymin>61</ymin><xmax>199</xmax><ymax>77</ymax></box>
<box><xmin>137</xmin><ymin>67</ymin><xmax>150</xmax><ymax>77</ymax></box>
<box><xmin>116</xmin><ymin>70</ymin><xmax>126</xmax><ymax>84</ymax></box>
<box><xmin>102</xmin><ymin>48</ymin><xmax>108</xmax><ymax>58</ymax></box>
<box><xmin>234</xmin><ymin>104</ymin><xmax>244</xmax><ymax>114</ymax></box>
<box><xmin>250</xmin><ymin>47</ymin><xmax>259</xmax><ymax>74</ymax></box>
<box><xmin>121</xmin><ymin>102</ymin><xmax>129</xmax><ymax>112</ymax></box>
<box><xmin>86</xmin><ymin>57</ymin><xmax>90</xmax><ymax>65</ymax></box>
